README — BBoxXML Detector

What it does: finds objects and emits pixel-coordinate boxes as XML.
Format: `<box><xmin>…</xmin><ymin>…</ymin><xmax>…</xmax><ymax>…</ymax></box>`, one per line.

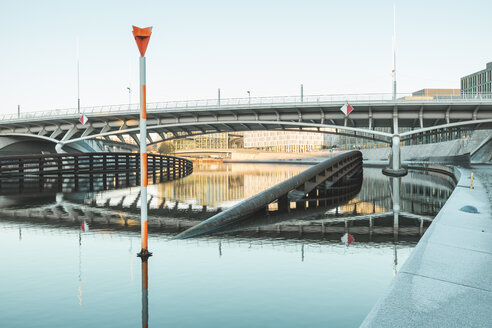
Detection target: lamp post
<box><xmin>77</xmin><ymin>38</ymin><xmax>80</xmax><ymax>114</ymax></box>
<box><xmin>392</xmin><ymin>4</ymin><xmax>397</xmax><ymax>102</ymax></box>
<box><xmin>247</xmin><ymin>90</ymin><xmax>251</xmax><ymax>105</ymax></box>
<box><xmin>127</xmin><ymin>87</ymin><xmax>132</xmax><ymax>107</ymax></box>
<box><xmin>132</xmin><ymin>25</ymin><xmax>153</xmax><ymax>260</ymax></box>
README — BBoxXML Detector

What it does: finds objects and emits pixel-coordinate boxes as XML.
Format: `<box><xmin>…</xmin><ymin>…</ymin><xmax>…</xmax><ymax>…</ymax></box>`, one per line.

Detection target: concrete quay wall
<box><xmin>359</xmin><ymin>130</ymin><xmax>491</xmax><ymax>162</ymax></box>
<box><xmin>361</xmin><ymin>167</ymin><xmax>492</xmax><ymax>328</ymax></box>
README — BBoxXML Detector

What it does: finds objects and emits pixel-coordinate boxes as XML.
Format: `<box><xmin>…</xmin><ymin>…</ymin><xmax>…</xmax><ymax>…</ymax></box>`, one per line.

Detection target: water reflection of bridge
<box><xmin>0</xmin><ymin>166</ymin><xmax>455</xmax><ymax>242</ymax></box>
<box><xmin>157</xmin><ymin>163</ymin><xmax>307</xmax><ymax>206</ymax></box>
<box><xmin>353</xmin><ymin>168</ymin><xmax>455</xmax><ymax>216</ymax></box>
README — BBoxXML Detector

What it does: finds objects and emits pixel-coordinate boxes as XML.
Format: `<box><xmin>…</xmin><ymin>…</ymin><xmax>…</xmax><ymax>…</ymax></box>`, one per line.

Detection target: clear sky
<box><xmin>1</xmin><ymin>0</ymin><xmax>491</xmax><ymax>114</ymax></box>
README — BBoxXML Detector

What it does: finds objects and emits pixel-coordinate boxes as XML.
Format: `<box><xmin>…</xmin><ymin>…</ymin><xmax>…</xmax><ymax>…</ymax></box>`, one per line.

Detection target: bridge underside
<box><xmin>0</xmin><ymin>135</ymin><xmax>132</xmax><ymax>156</ymax></box>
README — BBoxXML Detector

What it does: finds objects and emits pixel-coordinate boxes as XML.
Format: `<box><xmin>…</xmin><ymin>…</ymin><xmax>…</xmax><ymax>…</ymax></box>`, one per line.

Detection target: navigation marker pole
<box><xmin>132</xmin><ymin>25</ymin><xmax>153</xmax><ymax>260</ymax></box>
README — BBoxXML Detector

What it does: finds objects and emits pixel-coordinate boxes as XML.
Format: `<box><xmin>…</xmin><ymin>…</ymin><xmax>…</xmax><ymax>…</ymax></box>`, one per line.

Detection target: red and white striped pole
<box><xmin>132</xmin><ymin>25</ymin><xmax>153</xmax><ymax>259</ymax></box>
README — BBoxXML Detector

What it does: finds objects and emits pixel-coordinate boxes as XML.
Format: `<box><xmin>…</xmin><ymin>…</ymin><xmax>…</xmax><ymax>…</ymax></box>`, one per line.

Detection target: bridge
<box><xmin>1</xmin><ymin>93</ymin><xmax>491</xmax><ymax>175</ymax></box>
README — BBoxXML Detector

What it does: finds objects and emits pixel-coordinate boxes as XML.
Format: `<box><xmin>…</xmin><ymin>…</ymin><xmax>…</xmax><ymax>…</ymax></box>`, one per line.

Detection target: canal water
<box><xmin>0</xmin><ymin>164</ymin><xmax>455</xmax><ymax>327</ymax></box>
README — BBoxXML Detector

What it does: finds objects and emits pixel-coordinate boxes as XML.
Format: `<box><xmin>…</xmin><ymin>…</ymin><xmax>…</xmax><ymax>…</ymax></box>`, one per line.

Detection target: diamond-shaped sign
<box><xmin>79</xmin><ymin>114</ymin><xmax>88</xmax><ymax>125</ymax></box>
<box><xmin>81</xmin><ymin>220</ymin><xmax>89</xmax><ymax>232</ymax></box>
<box><xmin>341</xmin><ymin>233</ymin><xmax>355</xmax><ymax>245</ymax></box>
<box><xmin>340</xmin><ymin>103</ymin><xmax>354</xmax><ymax>116</ymax></box>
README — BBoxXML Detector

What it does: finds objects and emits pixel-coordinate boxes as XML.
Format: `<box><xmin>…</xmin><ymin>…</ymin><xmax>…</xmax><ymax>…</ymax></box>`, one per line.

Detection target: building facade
<box><xmin>243</xmin><ymin>130</ymin><xmax>332</xmax><ymax>152</ymax></box>
<box><xmin>461</xmin><ymin>62</ymin><xmax>492</xmax><ymax>95</ymax></box>
<box><xmin>411</xmin><ymin>88</ymin><xmax>460</xmax><ymax>98</ymax></box>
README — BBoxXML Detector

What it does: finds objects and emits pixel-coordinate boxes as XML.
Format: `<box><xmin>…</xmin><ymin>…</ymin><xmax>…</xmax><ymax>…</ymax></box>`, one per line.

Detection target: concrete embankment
<box><xmin>358</xmin><ymin>130</ymin><xmax>491</xmax><ymax>163</ymax></box>
<box><xmin>361</xmin><ymin>167</ymin><xmax>492</xmax><ymax>328</ymax></box>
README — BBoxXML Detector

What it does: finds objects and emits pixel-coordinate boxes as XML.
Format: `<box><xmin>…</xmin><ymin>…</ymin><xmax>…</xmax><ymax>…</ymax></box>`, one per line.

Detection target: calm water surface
<box><xmin>0</xmin><ymin>164</ymin><xmax>455</xmax><ymax>327</ymax></box>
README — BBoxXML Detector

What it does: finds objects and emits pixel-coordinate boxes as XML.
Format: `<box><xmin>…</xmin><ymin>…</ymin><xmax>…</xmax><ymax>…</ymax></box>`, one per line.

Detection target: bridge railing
<box><xmin>2</xmin><ymin>92</ymin><xmax>492</xmax><ymax>122</ymax></box>
<box><xmin>0</xmin><ymin>152</ymin><xmax>193</xmax><ymax>186</ymax></box>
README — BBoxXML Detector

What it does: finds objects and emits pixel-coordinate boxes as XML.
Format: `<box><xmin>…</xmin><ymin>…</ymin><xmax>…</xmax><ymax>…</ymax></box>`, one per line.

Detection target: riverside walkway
<box><xmin>473</xmin><ymin>165</ymin><xmax>492</xmax><ymax>205</ymax></box>
<box><xmin>361</xmin><ymin>166</ymin><xmax>492</xmax><ymax>327</ymax></box>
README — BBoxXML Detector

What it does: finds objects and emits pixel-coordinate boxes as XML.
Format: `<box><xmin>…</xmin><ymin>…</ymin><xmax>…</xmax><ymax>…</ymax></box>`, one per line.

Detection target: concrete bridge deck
<box><xmin>1</xmin><ymin>93</ymin><xmax>491</xmax><ymax>155</ymax></box>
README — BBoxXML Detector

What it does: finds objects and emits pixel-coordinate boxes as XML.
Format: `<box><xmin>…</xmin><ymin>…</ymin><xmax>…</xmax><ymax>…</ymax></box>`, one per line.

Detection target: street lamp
<box><xmin>247</xmin><ymin>90</ymin><xmax>251</xmax><ymax>105</ymax></box>
<box><xmin>127</xmin><ymin>87</ymin><xmax>131</xmax><ymax>107</ymax></box>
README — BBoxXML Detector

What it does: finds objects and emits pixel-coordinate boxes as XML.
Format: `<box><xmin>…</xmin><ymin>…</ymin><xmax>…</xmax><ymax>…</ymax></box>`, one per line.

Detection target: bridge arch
<box><xmin>399</xmin><ymin>118</ymin><xmax>492</xmax><ymax>140</ymax></box>
<box><xmin>0</xmin><ymin>133</ymin><xmax>130</xmax><ymax>155</ymax></box>
<box><xmin>60</xmin><ymin>121</ymin><xmax>394</xmax><ymax>147</ymax></box>
<box><xmin>0</xmin><ymin>134</ymin><xmax>59</xmax><ymax>155</ymax></box>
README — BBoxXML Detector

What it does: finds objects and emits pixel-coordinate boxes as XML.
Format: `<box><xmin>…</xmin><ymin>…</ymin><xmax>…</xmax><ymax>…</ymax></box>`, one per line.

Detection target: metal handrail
<box><xmin>0</xmin><ymin>152</ymin><xmax>193</xmax><ymax>179</ymax></box>
<box><xmin>2</xmin><ymin>92</ymin><xmax>492</xmax><ymax>122</ymax></box>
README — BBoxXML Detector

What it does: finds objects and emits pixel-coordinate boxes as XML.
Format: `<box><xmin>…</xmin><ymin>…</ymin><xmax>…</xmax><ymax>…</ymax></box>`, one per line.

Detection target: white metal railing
<box><xmin>2</xmin><ymin>92</ymin><xmax>492</xmax><ymax>122</ymax></box>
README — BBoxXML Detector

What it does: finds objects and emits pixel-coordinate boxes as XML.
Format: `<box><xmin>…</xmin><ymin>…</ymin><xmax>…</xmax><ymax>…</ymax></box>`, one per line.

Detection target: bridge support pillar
<box><xmin>296</xmin><ymin>200</ymin><xmax>306</xmax><ymax>211</ymax></box>
<box><xmin>308</xmin><ymin>189</ymin><xmax>317</xmax><ymax>208</ymax></box>
<box><xmin>383</xmin><ymin>134</ymin><xmax>407</xmax><ymax>177</ymax></box>
<box><xmin>278</xmin><ymin>195</ymin><xmax>290</xmax><ymax>213</ymax></box>
<box><xmin>55</xmin><ymin>143</ymin><xmax>66</xmax><ymax>154</ymax></box>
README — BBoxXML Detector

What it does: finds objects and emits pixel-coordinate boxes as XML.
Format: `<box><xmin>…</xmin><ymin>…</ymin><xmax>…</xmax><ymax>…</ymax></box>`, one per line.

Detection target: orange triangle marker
<box><xmin>132</xmin><ymin>26</ymin><xmax>152</xmax><ymax>57</ymax></box>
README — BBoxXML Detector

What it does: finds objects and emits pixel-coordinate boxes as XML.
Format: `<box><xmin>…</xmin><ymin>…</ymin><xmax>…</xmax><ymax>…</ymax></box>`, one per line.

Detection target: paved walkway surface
<box><xmin>361</xmin><ymin>167</ymin><xmax>492</xmax><ymax>328</ymax></box>
<box><xmin>472</xmin><ymin>164</ymin><xmax>492</xmax><ymax>206</ymax></box>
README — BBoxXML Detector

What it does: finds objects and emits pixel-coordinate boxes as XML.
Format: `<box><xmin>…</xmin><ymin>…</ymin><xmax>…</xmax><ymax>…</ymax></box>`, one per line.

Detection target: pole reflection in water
<box><xmin>141</xmin><ymin>258</ymin><xmax>149</xmax><ymax>328</ymax></box>
<box><xmin>391</xmin><ymin>177</ymin><xmax>401</xmax><ymax>276</ymax></box>
<box><xmin>393</xmin><ymin>244</ymin><xmax>398</xmax><ymax>277</ymax></box>
<box><xmin>78</xmin><ymin>231</ymin><xmax>83</xmax><ymax>306</ymax></box>
<box><xmin>130</xmin><ymin>239</ymin><xmax>134</xmax><ymax>281</ymax></box>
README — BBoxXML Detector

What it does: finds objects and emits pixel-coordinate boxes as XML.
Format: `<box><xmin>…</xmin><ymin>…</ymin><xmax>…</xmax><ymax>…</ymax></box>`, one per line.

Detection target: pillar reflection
<box><xmin>77</xmin><ymin>231</ymin><xmax>83</xmax><ymax>307</ymax></box>
<box><xmin>141</xmin><ymin>258</ymin><xmax>149</xmax><ymax>328</ymax></box>
<box><xmin>391</xmin><ymin>177</ymin><xmax>401</xmax><ymax>242</ymax></box>
<box><xmin>392</xmin><ymin>244</ymin><xmax>398</xmax><ymax>277</ymax></box>
<box><xmin>391</xmin><ymin>177</ymin><xmax>401</xmax><ymax>277</ymax></box>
